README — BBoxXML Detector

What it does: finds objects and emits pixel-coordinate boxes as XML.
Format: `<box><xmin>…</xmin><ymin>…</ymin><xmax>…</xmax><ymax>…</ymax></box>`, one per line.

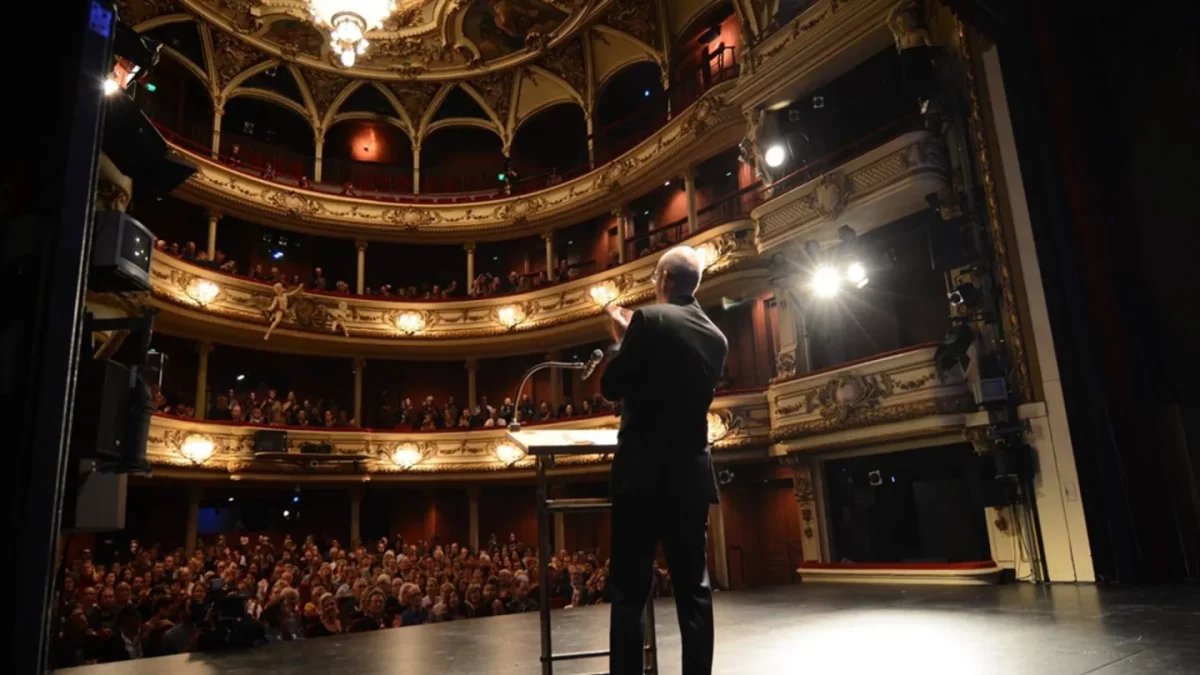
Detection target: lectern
<box><xmin>507</xmin><ymin>428</ymin><xmax>659</xmax><ymax>675</ymax></box>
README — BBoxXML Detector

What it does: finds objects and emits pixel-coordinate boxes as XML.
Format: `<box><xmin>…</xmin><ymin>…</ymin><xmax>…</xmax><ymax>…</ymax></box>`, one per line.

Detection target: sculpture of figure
<box><xmin>742</xmin><ymin>107</ymin><xmax>768</xmax><ymax>183</ymax></box>
<box><xmin>887</xmin><ymin>0</ymin><xmax>932</xmax><ymax>51</ymax></box>
<box><xmin>264</xmin><ymin>282</ymin><xmax>304</xmax><ymax>341</ymax></box>
<box><xmin>328</xmin><ymin>301</ymin><xmax>351</xmax><ymax>337</ymax></box>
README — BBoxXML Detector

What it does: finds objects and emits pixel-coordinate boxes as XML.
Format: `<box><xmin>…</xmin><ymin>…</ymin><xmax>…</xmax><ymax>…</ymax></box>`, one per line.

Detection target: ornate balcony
<box><xmin>149</xmin><ymin>220</ymin><xmax>766</xmax><ymax>358</ymax></box>
<box><xmin>146</xmin><ymin>388</ymin><xmax>769</xmax><ymax>480</ymax></box>
<box><xmin>752</xmin><ymin>129</ymin><xmax>950</xmax><ymax>253</ymax></box>
<box><xmin>768</xmin><ymin>344</ymin><xmax>974</xmax><ymax>452</ymax></box>
<box><xmin>169</xmin><ymin>85</ymin><xmax>744</xmax><ymax>243</ymax></box>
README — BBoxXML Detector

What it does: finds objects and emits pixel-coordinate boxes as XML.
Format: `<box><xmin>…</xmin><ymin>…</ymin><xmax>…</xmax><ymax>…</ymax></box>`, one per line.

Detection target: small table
<box><xmin>508</xmin><ymin>428</ymin><xmax>659</xmax><ymax>675</ymax></box>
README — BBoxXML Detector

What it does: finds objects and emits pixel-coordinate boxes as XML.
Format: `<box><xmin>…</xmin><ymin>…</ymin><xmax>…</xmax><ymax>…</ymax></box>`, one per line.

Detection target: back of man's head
<box><xmin>656</xmin><ymin>246</ymin><xmax>703</xmax><ymax>298</ymax></box>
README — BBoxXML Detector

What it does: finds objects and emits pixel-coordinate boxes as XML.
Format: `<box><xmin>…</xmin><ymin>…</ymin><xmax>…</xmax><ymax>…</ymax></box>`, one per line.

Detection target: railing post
<box><xmin>206</xmin><ymin>210</ymin><xmax>220</xmax><ymax>258</ymax></box>
<box><xmin>465</xmin><ymin>242</ymin><xmax>476</xmax><ymax>291</ymax></box>
<box><xmin>352</xmin><ymin>357</ymin><xmax>365</xmax><ymax>427</ymax></box>
<box><xmin>211</xmin><ymin>105</ymin><xmax>223</xmax><ymax>160</ymax></box>
<box><xmin>684</xmin><ymin>168</ymin><xmax>698</xmax><ymax>234</ymax></box>
<box><xmin>195</xmin><ymin>340</ymin><xmax>212</xmax><ymax>419</ymax></box>
<box><xmin>355</xmin><ymin>240</ymin><xmax>368</xmax><ymax>295</ymax></box>
<box><xmin>314</xmin><ymin>135</ymin><xmax>324</xmax><ymax>183</ymax></box>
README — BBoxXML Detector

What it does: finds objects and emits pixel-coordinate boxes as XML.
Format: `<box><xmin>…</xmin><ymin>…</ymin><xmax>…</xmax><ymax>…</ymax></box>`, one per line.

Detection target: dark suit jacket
<box><xmin>600</xmin><ymin>295</ymin><xmax>728</xmax><ymax>505</ymax></box>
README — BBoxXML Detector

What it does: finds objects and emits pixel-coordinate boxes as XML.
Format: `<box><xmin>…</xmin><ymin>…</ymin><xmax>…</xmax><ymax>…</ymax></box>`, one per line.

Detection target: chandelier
<box><xmin>308</xmin><ymin>0</ymin><xmax>398</xmax><ymax>67</ymax></box>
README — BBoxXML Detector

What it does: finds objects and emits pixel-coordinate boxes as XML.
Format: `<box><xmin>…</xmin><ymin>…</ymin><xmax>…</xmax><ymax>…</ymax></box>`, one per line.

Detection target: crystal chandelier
<box><xmin>309</xmin><ymin>0</ymin><xmax>398</xmax><ymax>67</ymax></box>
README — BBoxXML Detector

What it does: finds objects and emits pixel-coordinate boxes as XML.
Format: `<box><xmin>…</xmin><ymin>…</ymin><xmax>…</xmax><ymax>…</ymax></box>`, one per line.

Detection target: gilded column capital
<box><xmin>464</xmin><ymin>242</ymin><xmax>476</xmax><ymax>253</ymax></box>
<box><xmin>207</xmin><ymin>209</ymin><xmax>223</xmax><ymax>223</ymax></box>
<box><xmin>196</xmin><ymin>341</ymin><xmax>214</xmax><ymax>356</ymax></box>
<box><xmin>355</xmin><ymin>240</ymin><xmax>369</xmax><ymax>253</ymax></box>
<box><xmin>352</xmin><ymin>357</ymin><xmax>367</xmax><ymax>373</ymax></box>
<box><xmin>464</xmin><ymin>357</ymin><xmax>478</xmax><ymax>372</ymax></box>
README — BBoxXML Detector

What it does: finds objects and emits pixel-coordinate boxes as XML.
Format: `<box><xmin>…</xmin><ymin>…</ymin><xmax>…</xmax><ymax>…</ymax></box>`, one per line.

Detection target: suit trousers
<box><xmin>609</xmin><ymin>496</ymin><xmax>713</xmax><ymax>675</ymax></box>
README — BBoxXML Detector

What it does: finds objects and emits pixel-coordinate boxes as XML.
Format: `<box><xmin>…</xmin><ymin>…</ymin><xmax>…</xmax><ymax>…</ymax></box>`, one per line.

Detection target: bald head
<box><xmin>655</xmin><ymin>246</ymin><xmax>703</xmax><ymax>302</ymax></box>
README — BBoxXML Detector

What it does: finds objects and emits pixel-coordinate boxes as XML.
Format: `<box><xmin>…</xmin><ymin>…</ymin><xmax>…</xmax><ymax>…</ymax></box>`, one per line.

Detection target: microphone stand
<box><xmin>508</xmin><ymin>360</ymin><xmax>585</xmax><ymax>432</ymax></box>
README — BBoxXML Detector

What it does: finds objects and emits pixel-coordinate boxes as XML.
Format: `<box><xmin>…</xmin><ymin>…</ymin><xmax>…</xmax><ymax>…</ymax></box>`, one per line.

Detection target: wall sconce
<box><xmin>389</xmin><ymin>442</ymin><xmax>424</xmax><ymax>470</ymax></box>
<box><xmin>494</xmin><ymin>442</ymin><xmax>525</xmax><ymax>467</ymax></box>
<box><xmin>694</xmin><ymin>243</ymin><xmax>717</xmax><ymax>271</ymax></box>
<box><xmin>186</xmin><ymin>279</ymin><xmax>220</xmax><ymax>307</ymax></box>
<box><xmin>179</xmin><ymin>433</ymin><xmax>216</xmax><ymax>465</ymax></box>
<box><xmin>496</xmin><ymin>305</ymin><xmax>526</xmax><ymax>329</ymax></box>
<box><xmin>589</xmin><ymin>281</ymin><xmax>618</xmax><ymax>307</ymax></box>
<box><xmin>396</xmin><ymin>311</ymin><xmax>426</xmax><ymax>335</ymax></box>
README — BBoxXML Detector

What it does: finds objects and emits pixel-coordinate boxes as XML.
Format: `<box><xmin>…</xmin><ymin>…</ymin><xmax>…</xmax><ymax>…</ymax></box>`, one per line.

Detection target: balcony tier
<box><xmin>147</xmin><ymin>388</ymin><xmax>772</xmax><ymax>481</ymax></box>
<box><xmin>767</xmin><ymin>344</ymin><xmax>975</xmax><ymax>453</ymax></box>
<box><xmin>149</xmin><ymin>220</ymin><xmax>766</xmax><ymax>358</ymax></box>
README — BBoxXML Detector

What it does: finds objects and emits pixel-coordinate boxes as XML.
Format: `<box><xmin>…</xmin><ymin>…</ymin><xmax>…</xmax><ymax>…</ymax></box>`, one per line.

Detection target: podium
<box><xmin>508</xmin><ymin>428</ymin><xmax>659</xmax><ymax>675</ymax></box>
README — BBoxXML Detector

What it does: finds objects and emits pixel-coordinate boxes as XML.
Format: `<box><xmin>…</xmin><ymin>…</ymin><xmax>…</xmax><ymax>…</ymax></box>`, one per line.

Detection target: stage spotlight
<box><xmin>935</xmin><ymin>323</ymin><xmax>975</xmax><ymax>376</ymax></box>
<box><xmin>283</xmin><ymin>509</ymin><xmax>291</xmax><ymax>517</ymax></box>
<box><xmin>103</xmin><ymin>77</ymin><xmax>120</xmax><ymax>96</ymax></box>
<box><xmin>845</xmin><ymin>261</ymin><xmax>869</xmax><ymax>288</ymax></box>
<box><xmin>764</xmin><ymin>144</ymin><xmax>787</xmax><ymax>168</ymax></box>
<box><xmin>810</xmin><ymin>265</ymin><xmax>841</xmax><ymax>298</ymax></box>
<box><xmin>948</xmin><ymin>282</ymin><xmax>980</xmax><ymax>307</ymax></box>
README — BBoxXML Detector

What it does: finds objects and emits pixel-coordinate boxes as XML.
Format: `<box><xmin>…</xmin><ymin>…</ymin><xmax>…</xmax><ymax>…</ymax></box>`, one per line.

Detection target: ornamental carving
<box><xmin>385</xmin><ymin>81</ymin><xmax>443</xmax><ymax>123</ymax></box>
<box><xmin>539</xmin><ymin>38</ymin><xmax>586</xmax><ymax>95</ymax></box>
<box><xmin>604</xmin><ymin>0</ymin><xmax>658</xmax><ymax>47</ymax></box>
<box><xmin>813</xmin><ymin>172</ymin><xmax>849</xmax><ymax>218</ymax></box>
<box><xmin>117</xmin><ymin>0</ymin><xmax>185</xmax><ymax>26</ymax></box>
<box><xmin>773</xmin><ymin>351</ymin><xmax>797</xmax><ymax>382</ymax></box>
<box><xmin>261</xmin><ymin>188</ymin><xmax>325</xmax><ymax>216</ymax></box>
<box><xmin>380</xmin><ymin>205</ymin><xmax>439</xmax><ymax>229</ymax></box>
<box><xmin>681</xmin><ymin>94</ymin><xmax>728</xmax><ymax>138</ymax></box>
<box><xmin>808</xmin><ymin>370</ymin><xmax>935</xmax><ymax>421</ymax></box>
<box><xmin>771</xmin><ymin>395</ymin><xmax>975</xmax><ymax>442</ymax></box>
<box><xmin>213</xmin><ymin>31</ymin><xmax>268</xmax><ymax>88</ymax></box>
<box><xmin>471</xmin><ymin>71</ymin><xmax>514</xmax><ymax>124</ymax></box>
<box><xmin>298</xmin><ymin>67</ymin><xmax>350</xmax><ymax>118</ymax></box>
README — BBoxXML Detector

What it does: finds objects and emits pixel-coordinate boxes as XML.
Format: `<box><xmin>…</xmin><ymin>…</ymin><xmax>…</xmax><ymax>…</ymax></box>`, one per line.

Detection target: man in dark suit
<box><xmin>601</xmin><ymin>246</ymin><xmax>727</xmax><ymax>675</ymax></box>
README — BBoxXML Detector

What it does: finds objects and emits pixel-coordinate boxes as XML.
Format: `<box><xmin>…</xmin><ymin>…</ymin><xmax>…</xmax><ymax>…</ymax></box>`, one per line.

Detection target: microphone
<box><xmin>580</xmin><ymin>349</ymin><xmax>604</xmax><ymax>380</ymax></box>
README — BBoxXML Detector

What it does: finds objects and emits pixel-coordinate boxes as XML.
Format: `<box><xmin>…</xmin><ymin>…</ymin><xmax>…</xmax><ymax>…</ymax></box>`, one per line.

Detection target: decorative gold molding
<box><xmin>149</xmin><ymin>220</ymin><xmax>764</xmax><ymax>354</ymax></box>
<box><xmin>955</xmin><ymin>20</ymin><xmax>1033</xmax><ymax>403</ymax></box>
<box><xmin>145</xmin><ymin>387</ymin><xmax>769</xmax><ymax>477</ymax></box>
<box><xmin>768</xmin><ymin>345</ymin><xmax>974</xmax><ymax>442</ymax></box>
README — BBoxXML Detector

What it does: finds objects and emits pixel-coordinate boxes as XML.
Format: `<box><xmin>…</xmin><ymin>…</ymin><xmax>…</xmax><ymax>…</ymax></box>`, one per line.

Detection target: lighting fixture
<box><xmin>389</xmin><ymin>442</ymin><xmax>423</xmax><ymax>469</ymax></box>
<box><xmin>236</xmin><ymin>374</ymin><xmax>246</xmax><ymax>381</ymax></box>
<box><xmin>179</xmin><ymin>434</ymin><xmax>216</xmax><ymax>465</ymax></box>
<box><xmin>497</xmin><ymin>172</ymin><xmax>506</xmax><ymax>181</ymax></box>
<box><xmin>725</xmin><ymin>171</ymin><xmax>733</xmax><ymax>177</ymax></box>
<box><xmin>496</xmin><ymin>305</ymin><xmax>525</xmax><ymax>329</ymax></box>
<box><xmin>103</xmin><ymin>77</ymin><xmax>120</xmax><ymax>96</ymax></box>
<box><xmin>810</xmin><ymin>265</ymin><xmax>841</xmax><ymax>298</ymax></box>
<box><xmin>272</xmin><ymin>250</ymin><xmax>284</xmax><ymax>260</ymax></box>
<box><xmin>307</xmin><ymin>0</ymin><xmax>399</xmax><ymax>68</ymax></box>
<box><xmin>228</xmin><ymin>497</ymin><xmax>235</xmax><ymax>502</ymax></box>
<box><xmin>185</xmin><ymin>279</ymin><xmax>220</xmax><ymax>306</ymax></box>
<box><xmin>643</xmin><ymin>89</ymin><xmax>651</xmax><ymax>97</ymax></box>
<box><xmin>494</xmin><ymin>442</ymin><xmax>524</xmax><ymax>466</ymax></box>
<box><xmin>845</xmin><ymin>261</ymin><xmax>868</xmax><ymax>288</ymax></box>
<box><xmin>706</xmin><ymin>412</ymin><xmax>729</xmax><ymax>445</ymax></box>
<box><xmin>283</xmin><ymin>509</ymin><xmax>290</xmax><ymax>517</ymax></box>
<box><xmin>395</xmin><ymin>311</ymin><xmax>426</xmax><ymax>335</ymax></box>
<box><xmin>764</xmin><ymin>144</ymin><xmax>787</xmax><ymax>168</ymax></box>
<box><xmin>293</xmin><ymin>495</ymin><xmax>300</xmax><ymax>503</ymax></box>
<box><xmin>145</xmin><ymin>82</ymin><xmax>157</xmax><ymax>92</ymax></box>
<box><xmin>589</xmin><ymin>281</ymin><xmax>618</xmax><ymax>307</ymax></box>
<box><xmin>665</xmin><ymin>180</ymin><xmax>671</xmax><ymax>186</ymax></box>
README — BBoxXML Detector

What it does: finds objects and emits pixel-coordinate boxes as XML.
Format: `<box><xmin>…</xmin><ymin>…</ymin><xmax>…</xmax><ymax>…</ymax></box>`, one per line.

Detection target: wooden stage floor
<box><xmin>60</xmin><ymin>583</ymin><xmax>1200</xmax><ymax>674</ymax></box>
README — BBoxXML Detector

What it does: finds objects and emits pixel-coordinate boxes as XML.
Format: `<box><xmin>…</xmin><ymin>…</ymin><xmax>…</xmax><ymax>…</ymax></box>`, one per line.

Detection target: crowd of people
<box><xmin>155</xmin><ymin>239</ymin><xmax>594</xmax><ymax>303</ymax></box>
<box><xmin>53</xmin><ymin>532</ymin><xmax>671</xmax><ymax>666</ymax></box>
<box><xmin>373</xmin><ymin>393</ymin><xmax>614</xmax><ymax>431</ymax></box>
<box><xmin>153</xmin><ymin>384</ymin><xmax>358</xmax><ymax>429</ymax></box>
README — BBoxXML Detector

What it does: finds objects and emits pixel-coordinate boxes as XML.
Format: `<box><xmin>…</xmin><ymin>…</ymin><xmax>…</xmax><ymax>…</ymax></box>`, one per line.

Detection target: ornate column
<box><xmin>709</xmin><ymin>503</ymin><xmax>729</xmax><ymax>589</ymax></box>
<box><xmin>465</xmin><ymin>242</ymin><xmax>476</xmax><ymax>290</ymax></box>
<box><xmin>788</xmin><ymin>458</ymin><xmax>822</xmax><ymax>563</ymax></box>
<box><xmin>355</xmin><ymin>240</ymin><xmax>368</xmax><ymax>294</ymax></box>
<box><xmin>684</xmin><ymin>169</ymin><xmax>698</xmax><ymax>234</ymax></box>
<box><xmin>412</xmin><ymin>144</ymin><xmax>421</xmax><ymax>195</ymax></box>
<box><xmin>352</xmin><ymin>358</ymin><xmax>366</xmax><ymax>426</ymax></box>
<box><xmin>770</xmin><ymin>280</ymin><xmax>810</xmax><ymax>381</ymax></box>
<box><xmin>185</xmin><ymin>487</ymin><xmax>202</xmax><ymax>556</ymax></box>
<box><xmin>585</xmin><ymin>114</ymin><xmax>595</xmax><ymax>170</ymax></box>
<box><xmin>467</xmin><ymin>486</ymin><xmax>481</xmax><ymax>553</ymax></box>
<box><xmin>313</xmin><ymin>134</ymin><xmax>325</xmax><ymax>183</ymax></box>
<box><xmin>349</xmin><ymin>486</ymin><xmax>364</xmax><ymax>546</ymax></box>
<box><xmin>613</xmin><ymin>208</ymin><xmax>627</xmax><ymax>264</ymax></box>
<box><xmin>195</xmin><ymin>341</ymin><xmax>213</xmax><ymax>419</ymax></box>
<box><xmin>542</xmin><ymin>232</ymin><xmax>554</xmax><ymax>276</ymax></box>
<box><xmin>211</xmin><ymin>104</ymin><xmax>223</xmax><ymax>159</ymax></box>
<box><xmin>465</xmin><ymin>358</ymin><xmax>478</xmax><ymax>410</ymax></box>
<box><xmin>206</xmin><ymin>210</ymin><xmax>221</xmax><ymax>258</ymax></box>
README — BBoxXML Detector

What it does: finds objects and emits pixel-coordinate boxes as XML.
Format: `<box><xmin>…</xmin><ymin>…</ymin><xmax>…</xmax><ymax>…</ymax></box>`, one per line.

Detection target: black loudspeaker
<box><xmin>253</xmin><ymin>430</ymin><xmax>287</xmax><ymax>453</ymax></box>
<box><xmin>71</xmin><ymin>359</ymin><xmax>152</xmax><ymax>470</ymax></box>
<box><xmin>300</xmin><ymin>443</ymin><xmax>332</xmax><ymax>455</ymax></box>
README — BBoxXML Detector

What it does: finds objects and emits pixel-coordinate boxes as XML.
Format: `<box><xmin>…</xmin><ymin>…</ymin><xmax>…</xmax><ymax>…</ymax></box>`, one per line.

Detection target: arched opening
<box><xmin>323</xmin><ymin>120</ymin><xmax>414</xmax><ymax>194</ymax></box>
<box><xmin>420</xmin><ymin>125</ymin><xmax>505</xmax><ymax>195</ymax></box>
<box><xmin>221</xmin><ymin>96</ymin><xmax>314</xmax><ymax>179</ymax></box>
<box><xmin>138</xmin><ymin>53</ymin><xmax>212</xmax><ymax>151</ymax></box>
<box><xmin>670</xmin><ymin>2</ymin><xmax>740</xmax><ymax>109</ymax></box>
<box><xmin>593</xmin><ymin>61</ymin><xmax>666</xmax><ymax>164</ymax></box>
<box><xmin>509</xmin><ymin>103</ymin><xmax>588</xmax><ymax>191</ymax></box>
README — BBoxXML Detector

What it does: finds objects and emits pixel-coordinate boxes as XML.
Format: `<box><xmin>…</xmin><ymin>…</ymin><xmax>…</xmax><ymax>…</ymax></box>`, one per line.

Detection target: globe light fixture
<box><xmin>845</xmin><ymin>261</ymin><xmax>869</xmax><ymax>289</ymax></box>
<box><xmin>589</xmin><ymin>281</ymin><xmax>618</xmax><ymax>307</ymax></box>
<box><xmin>764</xmin><ymin>143</ymin><xmax>787</xmax><ymax>168</ymax></box>
<box><xmin>179</xmin><ymin>434</ymin><xmax>216</xmax><ymax>465</ymax></box>
<box><xmin>496</xmin><ymin>304</ymin><xmax>525</xmax><ymax>329</ymax></box>
<box><xmin>185</xmin><ymin>279</ymin><xmax>220</xmax><ymax>306</ymax></box>
<box><xmin>810</xmin><ymin>265</ymin><xmax>841</xmax><ymax>298</ymax></box>
<box><xmin>395</xmin><ymin>311</ymin><xmax>425</xmax><ymax>335</ymax></box>
<box><xmin>308</xmin><ymin>0</ymin><xmax>398</xmax><ymax>67</ymax></box>
<box><xmin>389</xmin><ymin>442</ymin><xmax>423</xmax><ymax>470</ymax></box>
<box><xmin>494</xmin><ymin>442</ymin><xmax>524</xmax><ymax>466</ymax></box>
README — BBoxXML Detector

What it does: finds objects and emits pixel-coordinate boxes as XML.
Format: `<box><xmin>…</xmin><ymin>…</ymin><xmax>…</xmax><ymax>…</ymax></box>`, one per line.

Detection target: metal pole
<box><xmin>644</xmin><ymin>589</ymin><xmax>659</xmax><ymax>674</ymax></box>
<box><xmin>537</xmin><ymin>454</ymin><xmax>553</xmax><ymax>675</ymax></box>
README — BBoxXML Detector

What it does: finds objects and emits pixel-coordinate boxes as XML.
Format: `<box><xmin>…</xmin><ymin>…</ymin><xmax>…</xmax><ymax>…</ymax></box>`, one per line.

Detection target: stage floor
<box><xmin>61</xmin><ymin>583</ymin><xmax>1200</xmax><ymax>674</ymax></box>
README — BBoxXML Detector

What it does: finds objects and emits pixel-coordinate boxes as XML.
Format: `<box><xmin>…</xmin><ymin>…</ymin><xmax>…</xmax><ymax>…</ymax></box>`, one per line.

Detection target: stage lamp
<box><xmin>948</xmin><ymin>282</ymin><xmax>980</xmax><ymax>308</ymax></box>
<box><xmin>103</xmin><ymin>77</ymin><xmax>120</xmax><ymax>96</ymax></box>
<box><xmin>935</xmin><ymin>323</ymin><xmax>975</xmax><ymax>377</ymax></box>
<box><xmin>845</xmin><ymin>261</ymin><xmax>868</xmax><ymax>289</ymax></box>
<box><xmin>764</xmin><ymin>144</ymin><xmax>787</xmax><ymax>168</ymax></box>
<box><xmin>810</xmin><ymin>265</ymin><xmax>841</xmax><ymax>298</ymax></box>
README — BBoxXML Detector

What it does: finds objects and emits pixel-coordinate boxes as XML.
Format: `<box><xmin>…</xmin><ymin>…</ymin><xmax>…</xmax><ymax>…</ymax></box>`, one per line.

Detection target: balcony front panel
<box><xmin>170</xmin><ymin>86</ymin><xmax>744</xmax><ymax>243</ymax></box>
<box><xmin>752</xmin><ymin>130</ymin><xmax>950</xmax><ymax>252</ymax></box>
<box><xmin>768</xmin><ymin>345</ymin><xmax>974</xmax><ymax>450</ymax></box>
<box><xmin>147</xmin><ymin>389</ymin><xmax>769</xmax><ymax>479</ymax></box>
<box><xmin>149</xmin><ymin>221</ymin><xmax>766</xmax><ymax>358</ymax></box>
